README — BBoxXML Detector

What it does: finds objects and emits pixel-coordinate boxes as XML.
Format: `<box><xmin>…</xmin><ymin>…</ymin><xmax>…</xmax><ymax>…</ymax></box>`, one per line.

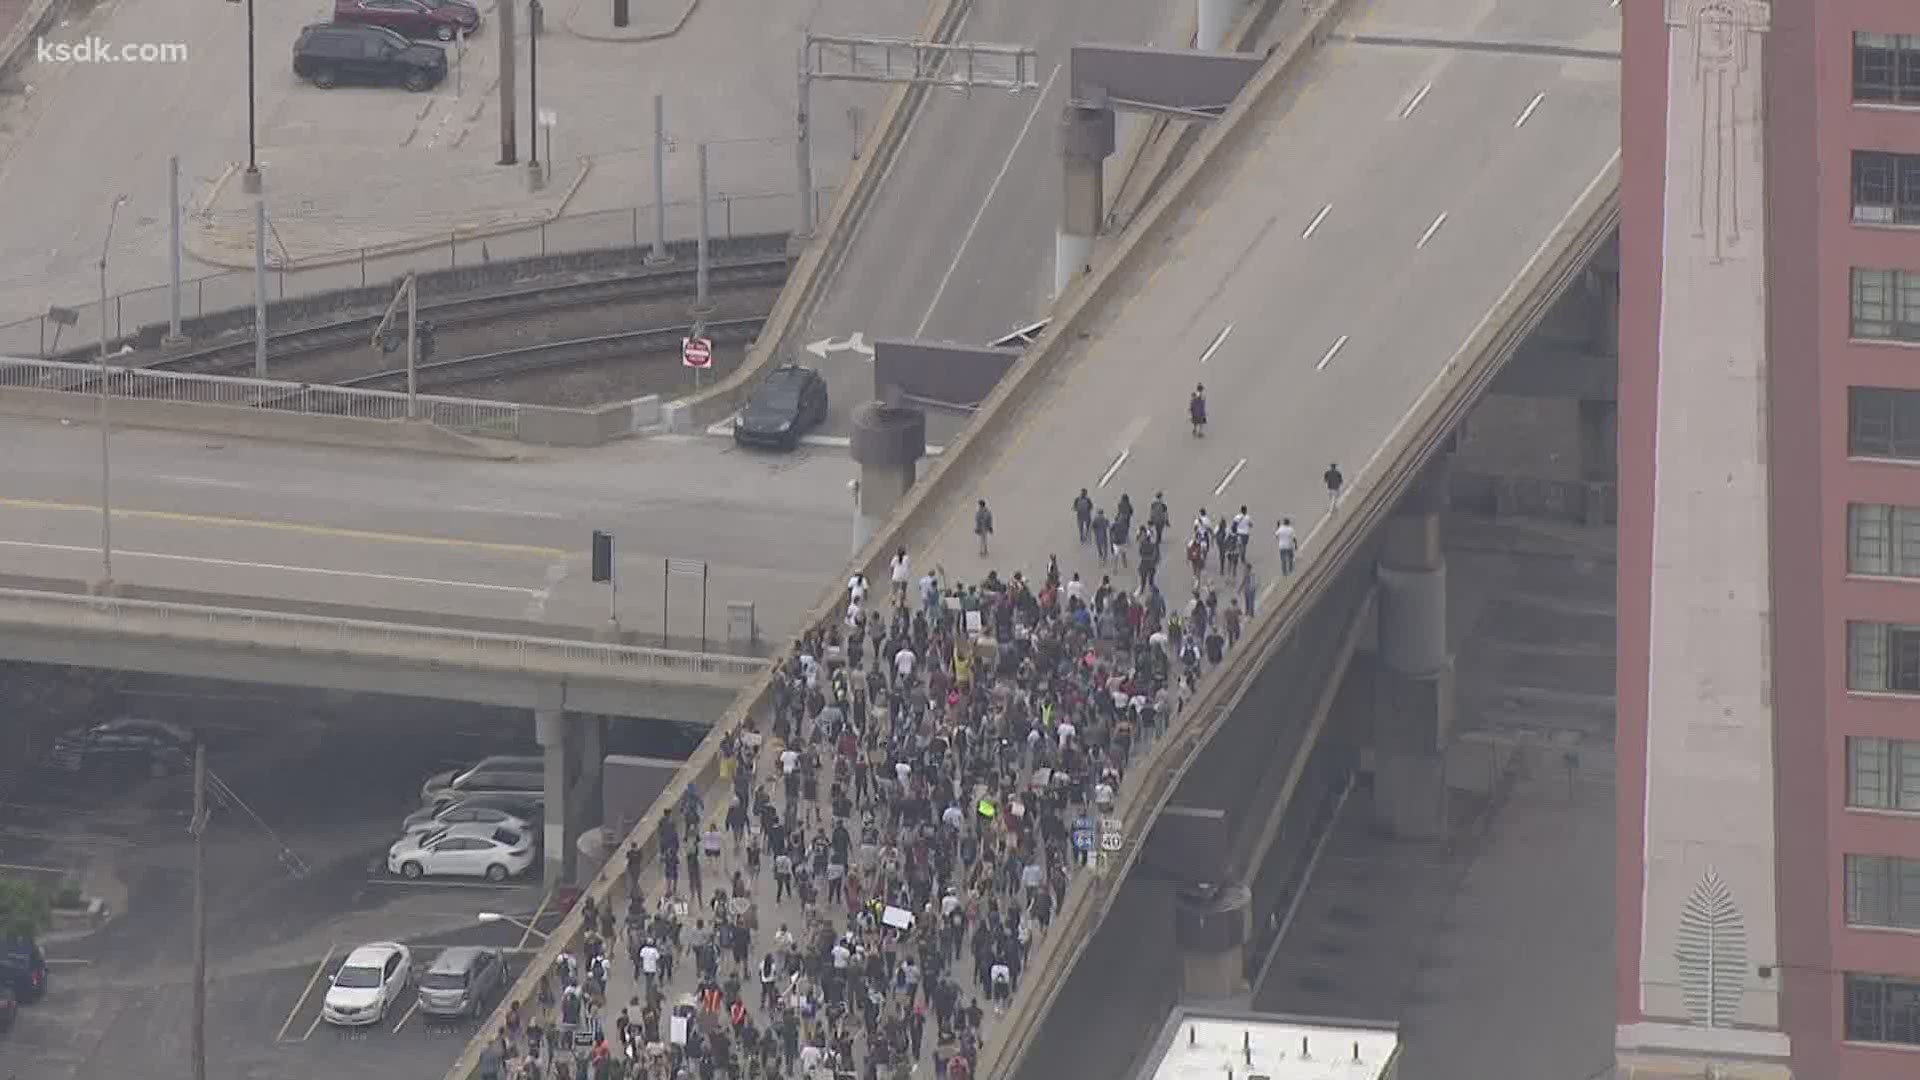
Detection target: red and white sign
<box><xmin>681</xmin><ymin>336</ymin><xmax>713</xmax><ymax>369</ymax></box>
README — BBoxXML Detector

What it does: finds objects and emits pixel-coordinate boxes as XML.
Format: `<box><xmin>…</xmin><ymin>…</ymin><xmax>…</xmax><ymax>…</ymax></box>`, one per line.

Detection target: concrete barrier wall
<box><xmin>0</xmin><ymin>386</ymin><xmax>517</xmax><ymax>460</ymax></box>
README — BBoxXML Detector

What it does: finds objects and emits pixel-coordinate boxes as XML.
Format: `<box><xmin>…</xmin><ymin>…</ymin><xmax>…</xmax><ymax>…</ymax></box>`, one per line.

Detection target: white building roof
<box><xmin>1142</xmin><ymin>1010</ymin><xmax>1399</xmax><ymax>1080</ymax></box>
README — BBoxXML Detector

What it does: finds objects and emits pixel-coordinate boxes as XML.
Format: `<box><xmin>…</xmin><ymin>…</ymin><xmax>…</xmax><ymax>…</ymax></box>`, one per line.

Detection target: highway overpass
<box><xmin>440</xmin><ymin>0</ymin><xmax>1622</xmax><ymax>1073</ymax></box>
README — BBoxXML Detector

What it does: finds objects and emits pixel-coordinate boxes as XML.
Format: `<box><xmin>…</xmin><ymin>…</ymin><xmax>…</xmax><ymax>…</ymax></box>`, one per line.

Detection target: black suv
<box><xmin>293</xmin><ymin>23</ymin><xmax>446</xmax><ymax>91</ymax></box>
<box><xmin>45</xmin><ymin>718</ymin><xmax>191</xmax><ymax>777</ymax></box>
<box><xmin>0</xmin><ymin>936</ymin><xmax>47</xmax><ymax>1004</ymax></box>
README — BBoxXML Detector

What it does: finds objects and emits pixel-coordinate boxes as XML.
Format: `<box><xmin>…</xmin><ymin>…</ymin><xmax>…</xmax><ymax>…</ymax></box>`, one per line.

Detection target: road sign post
<box><xmin>663</xmin><ymin>557</ymin><xmax>709</xmax><ymax>650</ymax></box>
<box><xmin>682</xmin><ymin>335</ymin><xmax>712</xmax><ymax>389</ymax></box>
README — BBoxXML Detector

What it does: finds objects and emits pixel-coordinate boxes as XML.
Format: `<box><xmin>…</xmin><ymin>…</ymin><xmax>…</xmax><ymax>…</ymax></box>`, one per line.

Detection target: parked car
<box><xmin>44</xmin><ymin>718</ymin><xmax>190</xmax><ymax>777</ymax></box>
<box><xmin>0</xmin><ymin>936</ymin><xmax>48</xmax><ymax>1004</ymax></box>
<box><xmin>334</xmin><ymin>0</ymin><xmax>481</xmax><ymax>41</ymax></box>
<box><xmin>293</xmin><ymin>22</ymin><xmax>446</xmax><ymax>91</ymax></box>
<box><xmin>322</xmin><ymin>943</ymin><xmax>412</xmax><ymax>1026</ymax></box>
<box><xmin>733</xmin><ymin>364</ymin><xmax>829</xmax><ymax>449</ymax></box>
<box><xmin>388</xmin><ymin>823</ymin><xmax>534</xmax><ymax>881</ymax></box>
<box><xmin>417</xmin><ymin>946</ymin><xmax>506</xmax><ymax>1019</ymax></box>
<box><xmin>420</xmin><ymin>755</ymin><xmax>544</xmax><ymax>808</ymax></box>
<box><xmin>401</xmin><ymin>794</ymin><xmax>541</xmax><ymax>836</ymax></box>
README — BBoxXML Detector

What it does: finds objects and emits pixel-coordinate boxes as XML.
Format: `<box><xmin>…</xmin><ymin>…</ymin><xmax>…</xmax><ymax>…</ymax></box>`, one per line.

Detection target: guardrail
<box><xmin>0</xmin><ymin>588</ymin><xmax>768</xmax><ymax>685</ymax></box>
<box><xmin>0</xmin><ymin>355</ymin><xmax>524</xmax><ymax>439</ymax></box>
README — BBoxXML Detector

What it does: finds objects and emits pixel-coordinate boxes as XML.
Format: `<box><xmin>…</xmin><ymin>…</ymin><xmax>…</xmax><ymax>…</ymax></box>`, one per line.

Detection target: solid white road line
<box><xmin>1099</xmin><ymin>450</ymin><xmax>1130</xmax><ymax>489</ymax></box>
<box><xmin>1399</xmin><ymin>82</ymin><xmax>1432</xmax><ymax>119</ymax></box>
<box><xmin>1514</xmin><ymin>91</ymin><xmax>1546</xmax><ymax>128</ymax></box>
<box><xmin>1316</xmin><ymin>335</ymin><xmax>1350</xmax><ymax>372</ymax></box>
<box><xmin>1213</xmin><ymin>458</ymin><xmax>1248</xmax><ymax>497</ymax></box>
<box><xmin>1198</xmin><ymin>324</ymin><xmax>1233</xmax><ymax>365</ymax></box>
<box><xmin>0</xmin><ymin>540</ymin><xmax>543</xmax><ymax>597</ymax></box>
<box><xmin>279</xmin><ymin>944</ymin><xmax>335</xmax><ymax>1042</ymax></box>
<box><xmin>1302</xmin><ymin>203</ymin><xmax>1333</xmax><ymax>239</ymax></box>
<box><xmin>1417</xmin><ymin>212</ymin><xmax>1448</xmax><ymax>250</ymax></box>
<box><xmin>916</xmin><ymin>62</ymin><xmax>1064</xmax><ymax>337</ymax></box>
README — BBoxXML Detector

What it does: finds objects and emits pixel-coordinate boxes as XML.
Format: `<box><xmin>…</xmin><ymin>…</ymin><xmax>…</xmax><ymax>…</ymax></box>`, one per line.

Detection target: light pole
<box><xmin>477</xmin><ymin>911</ymin><xmax>547</xmax><ymax>940</ymax></box>
<box><xmin>227</xmin><ymin>0</ymin><xmax>261</xmax><ymax>191</ymax></box>
<box><xmin>96</xmin><ymin>194</ymin><xmax>127</xmax><ymax>592</ymax></box>
<box><xmin>527</xmin><ymin>0</ymin><xmax>543</xmax><ymax>183</ymax></box>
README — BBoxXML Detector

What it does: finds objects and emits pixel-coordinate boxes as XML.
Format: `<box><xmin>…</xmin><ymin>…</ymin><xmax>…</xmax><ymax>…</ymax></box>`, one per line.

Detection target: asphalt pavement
<box><xmin>0</xmin><ymin>419</ymin><xmax>855</xmax><ymax>641</ymax></box>
<box><xmin>797</xmin><ymin>0</ymin><xmax>1187</xmax><ymax>442</ymax></box>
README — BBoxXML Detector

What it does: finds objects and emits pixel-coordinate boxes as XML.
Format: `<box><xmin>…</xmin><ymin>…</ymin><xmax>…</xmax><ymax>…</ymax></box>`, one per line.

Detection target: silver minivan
<box><xmin>416</xmin><ymin>946</ymin><xmax>506</xmax><ymax>1019</ymax></box>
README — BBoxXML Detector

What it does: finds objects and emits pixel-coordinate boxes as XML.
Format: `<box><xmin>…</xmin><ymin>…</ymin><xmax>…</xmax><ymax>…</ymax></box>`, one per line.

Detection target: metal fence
<box><xmin>0</xmin><ymin>587</ymin><xmax>770</xmax><ymax>683</ymax></box>
<box><xmin>0</xmin><ymin>187</ymin><xmax>835</xmax><ymax>358</ymax></box>
<box><xmin>0</xmin><ymin>355</ymin><xmax>524</xmax><ymax>439</ymax></box>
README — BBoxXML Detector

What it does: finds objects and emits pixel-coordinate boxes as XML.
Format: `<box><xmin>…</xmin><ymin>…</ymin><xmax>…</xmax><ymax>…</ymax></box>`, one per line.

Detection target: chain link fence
<box><xmin>0</xmin><ymin>188</ymin><xmax>833</xmax><ymax>359</ymax></box>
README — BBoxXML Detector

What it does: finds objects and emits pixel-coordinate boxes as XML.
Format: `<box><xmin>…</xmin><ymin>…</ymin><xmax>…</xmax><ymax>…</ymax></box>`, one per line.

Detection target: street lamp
<box><xmin>95</xmin><ymin>194</ymin><xmax>127</xmax><ymax>592</ymax></box>
<box><xmin>477</xmin><ymin>911</ymin><xmax>547</xmax><ymax>940</ymax></box>
<box><xmin>227</xmin><ymin>0</ymin><xmax>262</xmax><ymax>191</ymax></box>
<box><xmin>527</xmin><ymin>0</ymin><xmax>544</xmax><ymax>183</ymax></box>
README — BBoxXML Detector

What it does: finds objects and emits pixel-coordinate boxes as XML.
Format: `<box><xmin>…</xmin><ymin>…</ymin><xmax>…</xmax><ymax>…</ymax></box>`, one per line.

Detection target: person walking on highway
<box><xmin>1073</xmin><ymin>488</ymin><xmax>1094</xmax><ymax>543</ymax></box>
<box><xmin>1232</xmin><ymin>506</ymin><xmax>1254</xmax><ymax>576</ymax></box>
<box><xmin>974</xmin><ymin>499</ymin><xmax>995</xmax><ymax>557</ymax></box>
<box><xmin>1110</xmin><ymin>511</ymin><xmax>1129</xmax><ymax>567</ymax></box>
<box><xmin>889</xmin><ymin>547</ymin><xmax>912</xmax><ymax>607</ymax></box>
<box><xmin>1324</xmin><ymin>463</ymin><xmax>1345</xmax><ymax>510</ymax></box>
<box><xmin>1149</xmin><ymin>493</ymin><xmax>1170</xmax><ymax>546</ymax></box>
<box><xmin>1138</xmin><ymin>526</ymin><xmax>1159</xmax><ymax>592</ymax></box>
<box><xmin>1274</xmin><ymin>517</ymin><xmax>1298</xmax><ymax>576</ymax></box>
<box><xmin>1091</xmin><ymin>507</ymin><xmax>1112</xmax><ymax>564</ymax></box>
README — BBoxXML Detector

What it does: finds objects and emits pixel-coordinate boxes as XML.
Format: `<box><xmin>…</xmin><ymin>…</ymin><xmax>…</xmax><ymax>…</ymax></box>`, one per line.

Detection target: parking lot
<box><xmin>0</xmin><ymin>675</ymin><xmax>634</xmax><ymax>1080</ymax></box>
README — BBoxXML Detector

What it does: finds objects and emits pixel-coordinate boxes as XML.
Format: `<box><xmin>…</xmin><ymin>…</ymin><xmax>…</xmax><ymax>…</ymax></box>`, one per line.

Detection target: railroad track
<box><xmin>330</xmin><ymin>316</ymin><xmax>766</xmax><ymax>393</ymax></box>
<box><xmin>141</xmin><ymin>257</ymin><xmax>788</xmax><ymax>377</ymax></box>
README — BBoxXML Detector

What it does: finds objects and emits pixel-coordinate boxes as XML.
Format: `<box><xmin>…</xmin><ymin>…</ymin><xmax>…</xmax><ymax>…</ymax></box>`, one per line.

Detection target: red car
<box><xmin>334</xmin><ymin>0</ymin><xmax>480</xmax><ymax>42</ymax></box>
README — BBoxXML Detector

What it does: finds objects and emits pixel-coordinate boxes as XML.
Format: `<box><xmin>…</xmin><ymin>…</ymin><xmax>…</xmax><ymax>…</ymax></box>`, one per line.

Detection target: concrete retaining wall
<box><xmin>0</xmin><ymin>386</ymin><xmax>518</xmax><ymax>460</ymax></box>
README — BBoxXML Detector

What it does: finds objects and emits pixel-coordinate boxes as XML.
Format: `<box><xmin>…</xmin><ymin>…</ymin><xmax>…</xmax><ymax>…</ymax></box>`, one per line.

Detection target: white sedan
<box><xmin>322</xmin><ymin>943</ymin><xmax>412</xmax><ymax>1027</ymax></box>
<box><xmin>387</xmin><ymin>823</ymin><xmax>534</xmax><ymax>882</ymax></box>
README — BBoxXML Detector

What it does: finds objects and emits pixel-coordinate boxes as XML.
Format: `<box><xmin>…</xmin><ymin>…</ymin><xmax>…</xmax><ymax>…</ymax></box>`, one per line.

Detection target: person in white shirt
<box><xmin>989</xmin><ymin>962</ymin><xmax>1013</xmax><ymax>1007</ymax></box>
<box><xmin>780</xmin><ymin>748</ymin><xmax>801</xmax><ymax>775</ymax></box>
<box><xmin>1193</xmin><ymin>509</ymin><xmax>1212</xmax><ymax>543</ymax></box>
<box><xmin>845</xmin><ymin>598</ymin><xmax>862</xmax><ymax>629</ymax></box>
<box><xmin>1056</xmin><ymin>718</ymin><xmax>1077</xmax><ymax>748</ymax></box>
<box><xmin>894</xmin><ymin>760</ymin><xmax>912</xmax><ymax>788</ymax></box>
<box><xmin>1232</xmin><ymin>506</ymin><xmax>1253</xmax><ymax>570</ymax></box>
<box><xmin>919</xmin><ymin>570</ymin><xmax>939</xmax><ymax>614</ymax></box>
<box><xmin>847</xmin><ymin>572</ymin><xmax>868</xmax><ymax>605</ymax></box>
<box><xmin>1065</xmin><ymin>572</ymin><xmax>1086</xmax><ymax>605</ymax></box>
<box><xmin>890</xmin><ymin>548</ymin><xmax>912</xmax><ymax>605</ymax></box>
<box><xmin>1274</xmin><ymin>517</ymin><xmax>1298</xmax><ymax>576</ymax></box>
<box><xmin>893</xmin><ymin>645</ymin><xmax>917</xmax><ymax>687</ymax></box>
<box><xmin>639</xmin><ymin>942</ymin><xmax>661</xmax><ymax>992</ymax></box>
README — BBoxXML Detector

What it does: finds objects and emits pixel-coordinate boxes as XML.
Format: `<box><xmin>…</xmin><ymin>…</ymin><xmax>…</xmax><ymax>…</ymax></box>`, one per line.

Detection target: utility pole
<box><xmin>527</xmin><ymin>0</ymin><xmax>543</xmax><ymax>184</ymax></box>
<box><xmin>252</xmin><ymin>200</ymin><xmax>268</xmax><ymax>378</ymax></box>
<box><xmin>166</xmin><ymin>156</ymin><xmax>184</xmax><ymax>344</ymax></box>
<box><xmin>96</xmin><ymin>195</ymin><xmax>127</xmax><ymax>594</ymax></box>
<box><xmin>497</xmin><ymin>0</ymin><xmax>518</xmax><ymax>164</ymax></box>
<box><xmin>190</xmin><ymin>738</ymin><xmax>209</xmax><ymax>1080</ymax></box>
<box><xmin>648</xmin><ymin>94</ymin><xmax>668</xmax><ymax>264</ymax></box>
<box><xmin>372</xmin><ymin>276</ymin><xmax>421</xmax><ymax>420</ymax></box>
<box><xmin>793</xmin><ymin>45</ymin><xmax>813</xmax><ymax>239</ymax></box>
<box><xmin>695</xmin><ymin>142</ymin><xmax>711</xmax><ymax>312</ymax></box>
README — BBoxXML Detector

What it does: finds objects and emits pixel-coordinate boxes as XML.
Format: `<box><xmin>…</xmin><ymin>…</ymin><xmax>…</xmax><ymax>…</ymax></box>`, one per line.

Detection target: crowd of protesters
<box><xmin>478</xmin><ymin>485</ymin><xmax>1294</xmax><ymax>1080</ymax></box>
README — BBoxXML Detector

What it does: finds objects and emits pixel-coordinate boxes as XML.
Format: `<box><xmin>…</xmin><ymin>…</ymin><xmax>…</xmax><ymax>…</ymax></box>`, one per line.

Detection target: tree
<box><xmin>0</xmin><ymin>876</ymin><xmax>51</xmax><ymax>939</ymax></box>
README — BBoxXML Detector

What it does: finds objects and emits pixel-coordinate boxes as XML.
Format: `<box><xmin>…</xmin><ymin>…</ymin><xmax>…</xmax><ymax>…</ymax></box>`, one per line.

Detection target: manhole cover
<box><xmin>1324</xmin><ymin>904</ymin><xmax>1373</xmax><ymax>928</ymax></box>
<box><xmin>1296</xmin><ymin>971</ymin><xmax>1337</xmax><ymax>994</ymax></box>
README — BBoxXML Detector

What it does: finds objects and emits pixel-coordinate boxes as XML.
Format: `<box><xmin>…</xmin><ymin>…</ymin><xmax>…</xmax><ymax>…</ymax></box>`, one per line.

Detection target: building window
<box><xmin>1853</xmin><ymin>151</ymin><xmax>1920</xmax><ymax>225</ymax></box>
<box><xmin>1849</xmin><ymin>737</ymin><xmax>1920</xmax><ymax>811</ymax></box>
<box><xmin>1853</xmin><ymin>268</ymin><xmax>1920</xmax><ymax>340</ymax></box>
<box><xmin>1856</xmin><ymin>33</ymin><xmax>1920</xmax><ymax>105</ymax></box>
<box><xmin>1851</xmin><ymin>387</ymin><xmax>1920</xmax><ymax>460</ymax></box>
<box><xmin>1849</xmin><ymin>621</ymin><xmax>1920</xmax><ymax>693</ymax></box>
<box><xmin>1847</xmin><ymin>973</ymin><xmax>1920</xmax><ymax>1045</ymax></box>
<box><xmin>1849</xmin><ymin>503</ymin><xmax>1920</xmax><ymax>576</ymax></box>
<box><xmin>1848</xmin><ymin>854</ymin><xmax>1920</xmax><ymax>929</ymax></box>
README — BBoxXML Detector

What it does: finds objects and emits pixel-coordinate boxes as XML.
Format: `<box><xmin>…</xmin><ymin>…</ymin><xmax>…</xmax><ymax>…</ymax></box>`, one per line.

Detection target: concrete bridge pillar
<box><xmin>849</xmin><ymin>402</ymin><xmax>927</xmax><ymax>551</ymax></box>
<box><xmin>1198</xmin><ymin>0</ymin><xmax>1244</xmax><ymax>50</ymax></box>
<box><xmin>1055</xmin><ymin>104</ymin><xmax>1115</xmax><ymax>299</ymax></box>
<box><xmin>1173</xmin><ymin>881</ymin><xmax>1252</xmax><ymax>1001</ymax></box>
<box><xmin>535</xmin><ymin>694</ymin><xmax>578</xmax><ymax>889</ymax></box>
<box><xmin>1372</xmin><ymin>457</ymin><xmax>1456</xmax><ymax>840</ymax></box>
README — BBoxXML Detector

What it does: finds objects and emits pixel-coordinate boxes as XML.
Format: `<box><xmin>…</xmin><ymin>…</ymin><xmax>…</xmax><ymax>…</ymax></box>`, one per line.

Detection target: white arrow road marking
<box><xmin>805</xmin><ymin>334</ymin><xmax>876</xmax><ymax>361</ymax></box>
